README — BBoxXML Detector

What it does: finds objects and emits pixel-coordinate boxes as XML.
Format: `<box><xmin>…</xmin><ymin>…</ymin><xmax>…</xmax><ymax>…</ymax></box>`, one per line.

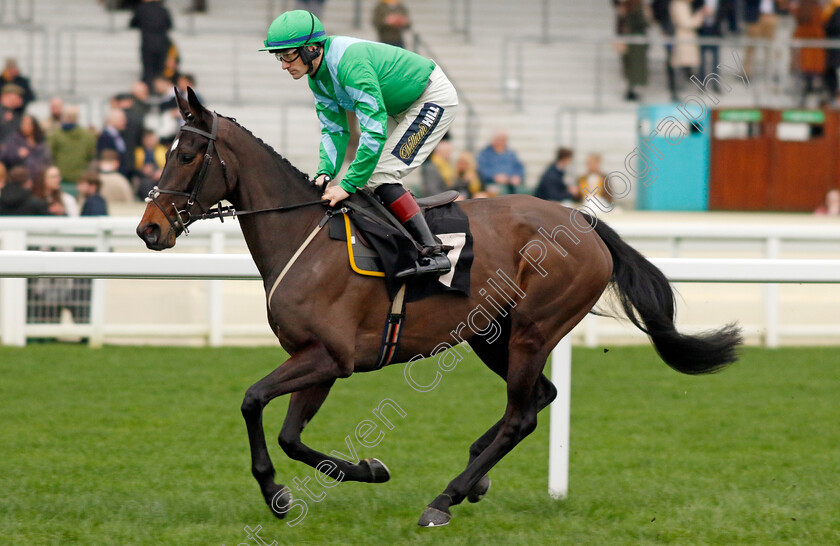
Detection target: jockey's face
<box><xmin>276</xmin><ymin>46</ymin><xmax>320</xmax><ymax>80</ymax></box>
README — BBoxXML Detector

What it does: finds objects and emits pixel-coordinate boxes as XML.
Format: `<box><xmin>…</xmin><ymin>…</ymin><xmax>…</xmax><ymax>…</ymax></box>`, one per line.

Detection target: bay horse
<box><xmin>137</xmin><ymin>89</ymin><xmax>741</xmax><ymax>527</ymax></box>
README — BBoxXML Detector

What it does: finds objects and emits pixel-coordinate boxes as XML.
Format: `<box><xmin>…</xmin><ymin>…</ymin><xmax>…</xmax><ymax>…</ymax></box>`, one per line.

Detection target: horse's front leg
<box><xmin>240</xmin><ymin>341</ymin><xmax>352</xmax><ymax>519</ymax></box>
<box><xmin>277</xmin><ymin>384</ymin><xmax>391</xmax><ymax>485</ymax></box>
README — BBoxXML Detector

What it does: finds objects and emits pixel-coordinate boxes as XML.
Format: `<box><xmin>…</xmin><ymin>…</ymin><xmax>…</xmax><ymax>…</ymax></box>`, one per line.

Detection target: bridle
<box><xmin>146</xmin><ymin>110</ymin><xmax>328</xmax><ymax>236</ymax></box>
<box><xmin>146</xmin><ymin>110</ymin><xmax>229</xmax><ymax>235</ymax></box>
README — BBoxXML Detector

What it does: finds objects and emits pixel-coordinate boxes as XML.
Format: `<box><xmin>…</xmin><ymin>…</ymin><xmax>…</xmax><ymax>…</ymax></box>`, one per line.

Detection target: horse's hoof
<box><xmin>362</xmin><ymin>457</ymin><xmax>391</xmax><ymax>483</ymax></box>
<box><xmin>266</xmin><ymin>486</ymin><xmax>292</xmax><ymax>520</ymax></box>
<box><xmin>467</xmin><ymin>475</ymin><xmax>491</xmax><ymax>503</ymax></box>
<box><xmin>418</xmin><ymin>505</ymin><xmax>451</xmax><ymax>527</ymax></box>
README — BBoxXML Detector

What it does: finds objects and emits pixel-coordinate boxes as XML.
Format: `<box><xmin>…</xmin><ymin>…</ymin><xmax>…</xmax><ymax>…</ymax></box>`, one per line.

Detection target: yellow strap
<box><xmin>344</xmin><ymin>213</ymin><xmax>385</xmax><ymax>278</ymax></box>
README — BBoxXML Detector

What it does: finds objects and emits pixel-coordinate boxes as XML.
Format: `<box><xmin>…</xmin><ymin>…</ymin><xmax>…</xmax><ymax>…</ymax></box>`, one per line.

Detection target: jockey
<box><xmin>261</xmin><ymin>10</ymin><xmax>458</xmax><ymax>277</ymax></box>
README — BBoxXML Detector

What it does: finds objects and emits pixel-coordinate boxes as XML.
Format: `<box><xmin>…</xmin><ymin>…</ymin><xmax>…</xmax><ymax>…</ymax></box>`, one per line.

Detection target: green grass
<box><xmin>1</xmin><ymin>344</ymin><xmax>838</xmax><ymax>545</ymax></box>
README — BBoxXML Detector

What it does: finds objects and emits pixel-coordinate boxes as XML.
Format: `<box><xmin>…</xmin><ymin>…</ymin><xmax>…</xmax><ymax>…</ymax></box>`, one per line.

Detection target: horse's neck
<box><xmin>231</xmin><ymin>149</ymin><xmax>323</xmax><ymax>283</ymax></box>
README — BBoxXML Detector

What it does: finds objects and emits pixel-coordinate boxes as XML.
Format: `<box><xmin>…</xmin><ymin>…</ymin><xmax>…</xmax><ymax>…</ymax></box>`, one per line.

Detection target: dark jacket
<box><xmin>129</xmin><ymin>1</ymin><xmax>172</xmax><ymax>51</ymax></box>
<box><xmin>743</xmin><ymin>0</ymin><xmax>781</xmax><ymax>24</ymax></box>
<box><xmin>826</xmin><ymin>6</ymin><xmax>840</xmax><ymax>69</ymax></box>
<box><xmin>97</xmin><ymin>128</ymin><xmax>131</xmax><ymax>177</ymax></box>
<box><xmin>534</xmin><ymin>165</ymin><xmax>576</xmax><ymax>202</ymax></box>
<box><xmin>0</xmin><ymin>74</ymin><xmax>35</xmax><ymax>112</ymax></box>
<box><xmin>1</xmin><ymin>132</ymin><xmax>51</xmax><ymax>180</ymax></box>
<box><xmin>80</xmin><ymin>194</ymin><xmax>108</xmax><ymax>216</ymax></box>
<box><xmin>0</xmin><ymin>183</ymin><xmax>50</xmax><ymax>215</ymax></box>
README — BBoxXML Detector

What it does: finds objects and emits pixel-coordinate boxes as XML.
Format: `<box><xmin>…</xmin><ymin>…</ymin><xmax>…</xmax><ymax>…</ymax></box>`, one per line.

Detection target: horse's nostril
<box><xmin>138</xmin><ymin>223</ymin><xmax>161</xmax><ymax>246</ymax></box>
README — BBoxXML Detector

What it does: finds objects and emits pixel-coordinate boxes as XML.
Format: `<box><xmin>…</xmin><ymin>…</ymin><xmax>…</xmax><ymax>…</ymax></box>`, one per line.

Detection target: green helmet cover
<box><xmin>260</xmin><ymin>10</ymin><xmax>326</xmax><ymax>51</ymax></box>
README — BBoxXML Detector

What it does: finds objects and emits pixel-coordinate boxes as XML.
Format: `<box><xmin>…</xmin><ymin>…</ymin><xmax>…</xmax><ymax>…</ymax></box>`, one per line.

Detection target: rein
<box><xmin>146</xmin><ymin>110</ymin><xmax>328</xmax><ymax>234</ymax></box>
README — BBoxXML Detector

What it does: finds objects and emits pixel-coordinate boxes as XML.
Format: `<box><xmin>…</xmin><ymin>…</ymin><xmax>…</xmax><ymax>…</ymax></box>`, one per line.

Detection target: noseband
<box><xmin>146</xmin><ymin>110</ymin><xmax>229</xmax><ymax>235</ymax></box>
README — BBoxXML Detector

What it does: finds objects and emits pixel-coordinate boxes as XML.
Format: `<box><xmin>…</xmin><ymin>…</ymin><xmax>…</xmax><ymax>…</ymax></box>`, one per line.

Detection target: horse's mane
<box><xmin>219</xmin><ymin>114</ymin><xmax>318</xmax><ymax>191</ymax></box>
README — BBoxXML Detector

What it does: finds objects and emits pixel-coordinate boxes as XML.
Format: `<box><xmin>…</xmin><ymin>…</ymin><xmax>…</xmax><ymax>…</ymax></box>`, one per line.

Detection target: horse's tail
<box><xmin>590</xmin><ymin>216</ymin><xmax>742</xmax><ymax>375</ymax></box>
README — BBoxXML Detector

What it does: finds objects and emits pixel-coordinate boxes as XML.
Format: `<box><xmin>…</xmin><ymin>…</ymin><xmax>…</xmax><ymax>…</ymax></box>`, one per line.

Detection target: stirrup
<box><xmin>396</xmin><ymin>252</ymin><xmax>451</xmax><ymax>279</ymax></box>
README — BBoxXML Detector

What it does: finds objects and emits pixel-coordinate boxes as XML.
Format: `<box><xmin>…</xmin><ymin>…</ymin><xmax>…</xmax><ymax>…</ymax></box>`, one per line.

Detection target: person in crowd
<box><xmin>743</xmin><ymin>0</ymin><xmax>779</xmax><ymax>78</ymax></box>
<box><xmin>129</xmin><ymin>0</ymin><xmax>173</xmax><ymax>90</ymax></box>
<box><xmin>98</xmin><ymin>149</ymin><xmax>135</xmax><ymax>204</ymax></box>
<box><xmin>186</xmin><ymin>0</ymin><xmax>207</xmax><ymax>13</ymax></box>
<box><xmin>76</xmin><ymin>172</ymin><xmax>108</xmax><ymax>216</ymax></box>
<box><xmin>261</xmin><ymin>9</ymin><xmax>459</xmax><ymax>277</ymax></box>
<box><xmin>823</xmin><ymin>0</ymin><xmax>840</xmax><ymax>105</ymax></box>
<box><xmin>373</xmin><ymin>0</ymin><xmax>411</xmax><ymax>48</ymax></box>
<box><xmin>41</xmin><ymin>96</ymin><xmax>65</xmax><ymax>135</ymax></box>
<box><xmin>134</xmin><ymin>128</ymin><xmax>166</xmax><ymax>200</ymax></box>
<box><xmin>0</xmin><ymin>162</ymin><xmax>6</xmax><ymax>191</ymax></box>
<box><xmin>534</xmin><ymin>147</ymin><xmax>580</xmax><ymax>203</ymax></box>
<box><xmin>33</xmin><ymin>165</ymin><xmax>79</xmax><ymax>217</ymax></box>
<box><xmin>651</xmin><ymin>0</ymin><xmax>679</xmax><ymax>100</ymax></box>
<box><xmin>97</xmin><ymin>108</ymin><xmax>131</xmax><ymax>178</ymax></box>
<box><xmin>1</xmin><ymin>58</ymin><xmax>35</xmax><ymax>113</ymax></box>
<box><xmin>162</xmin><ymin>41</ymin><xmax>181</xmax><ymax>84</ymax></box>
<box><xmin>697</xmin><ymin>0</ymin><xmax>736</xmax><ymax>83</ymax></box>
<box><xmin>792</xmin><ymin>0</ymin><xmax>826</xmax><ymax>106</ymax></box>
<box><xmin>670</xmin><ymin>0</ymin><xmax>708</xmax><ymax>88</ymax></box>
<box><xmin>48</xmin><ymin>106</ymin><xmax>97</xmax><ymax>185</ymax></box>
<box><xmin>420</xmin><ymin>138</ymin><xmax>454</xmax><ymax>197</ymax></box>
<box><xmin>0</xmin><ymin>84</ymin><xmax>25</xmax><ymax>144</ymax></box>
<box><xmin>477</xmin><ymin>130</ymin><xmax>525</xmax><ymax>195</ymax></box>
<box><xmin>616</xmin><ymin>0</ymin><xmax>649</xmax><ymax>101</ymax></box>
<box><xmin>115</xmin><ymin>82</ymin><xmax>151</xmax><ymax>169</ymax></box>
<box><xmin>1</xmin><ymin>114</ymin><xmax>51</xmax><ymax>181</ymax></box>
<box><xmin>0</xmin><ymin>165</ymin><xmax>49</xmax><ymax>215</ymax></box>
<box><xmin>453</xmin><ymin>151</ymin><xmax>484</xmax><ymax>199</ymax></box>
<box><xmin>577</xmin><ymin>152</ymin><xmax>614</xmax><ymax>209</ymax></box>
<box><xmin>814</xmin><ymin>188</ymin><xmax>840</xmax><ymax>215</ymax></box>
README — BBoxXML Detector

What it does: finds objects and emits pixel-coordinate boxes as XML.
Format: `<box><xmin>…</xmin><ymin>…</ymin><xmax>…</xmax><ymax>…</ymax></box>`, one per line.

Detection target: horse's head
<box><xmin>137</xmin><ymin>87</ymin><xmax>232</xmax><ymax>250</ymax></box>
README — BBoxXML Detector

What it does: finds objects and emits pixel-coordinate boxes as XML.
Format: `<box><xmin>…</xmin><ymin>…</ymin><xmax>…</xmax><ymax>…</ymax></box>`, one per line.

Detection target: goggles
<box><xmin>274</xmin><ymin>49</ymin><xmax>301</xmax><ymax>63</ymax></box>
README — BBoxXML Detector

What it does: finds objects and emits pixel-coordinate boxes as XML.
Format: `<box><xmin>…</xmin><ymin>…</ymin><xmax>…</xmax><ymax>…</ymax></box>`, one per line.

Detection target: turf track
<box><xmin>1</xmin><ymin>344</ymin><xmax>838</xmax><ymax>545</ymax></box>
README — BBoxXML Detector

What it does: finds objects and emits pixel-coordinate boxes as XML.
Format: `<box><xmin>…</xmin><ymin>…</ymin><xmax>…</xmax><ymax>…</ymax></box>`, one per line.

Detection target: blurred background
<box><xmin>0</xmin><ymin>0</ymin><xmax>838</xmax><ymax>347</ymax></box>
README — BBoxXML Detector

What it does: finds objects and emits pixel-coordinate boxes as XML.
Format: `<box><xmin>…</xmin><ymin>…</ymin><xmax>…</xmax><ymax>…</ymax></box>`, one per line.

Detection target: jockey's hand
<box><xmin>314</xmin><ymin>174</ymin><xmax>330</xmax><ymax>188</ymax></box>
<box><xmin>322</xmin><ymin>185</ymin><xmax>350</xmax><ymax>207</ymax></box>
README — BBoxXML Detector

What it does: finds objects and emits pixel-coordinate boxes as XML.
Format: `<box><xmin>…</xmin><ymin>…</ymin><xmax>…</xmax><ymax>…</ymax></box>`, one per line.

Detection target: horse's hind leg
<box><xmin>277</xmin><ymin>383</ymin><xmax>391</xmax><ymax>485</ymax></box>
<box><xmin>419</xmin><ymin>312</ymin><xmax>549</xmax><ymax>527</ymax></box>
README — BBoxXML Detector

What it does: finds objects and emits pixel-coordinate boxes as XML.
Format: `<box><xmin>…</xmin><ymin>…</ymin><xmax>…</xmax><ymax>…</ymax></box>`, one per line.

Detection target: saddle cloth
<box><xmin>327</xmin><ymin>192</ymin><xmax>473</xmax><ymax>302</ymax></box>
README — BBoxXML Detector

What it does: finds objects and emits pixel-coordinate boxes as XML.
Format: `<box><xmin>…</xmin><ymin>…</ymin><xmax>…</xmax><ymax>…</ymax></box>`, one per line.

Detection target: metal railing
<box><xmin>501</xmin><ymin>33</ymin><xmax>840</xmax><ymax>111</ymax></box>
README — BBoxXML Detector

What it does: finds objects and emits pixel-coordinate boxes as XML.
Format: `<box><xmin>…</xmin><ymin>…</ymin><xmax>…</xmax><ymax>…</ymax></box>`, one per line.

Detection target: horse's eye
<box><xmin>180</xmin><ymin>153</ymin><xmax>195</xmax><ymax>164</ymax></box>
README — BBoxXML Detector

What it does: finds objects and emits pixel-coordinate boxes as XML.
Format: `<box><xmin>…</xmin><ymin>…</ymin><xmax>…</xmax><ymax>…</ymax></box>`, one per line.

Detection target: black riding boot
<box><xmin>375</xmin><ymin>184</ymin><xmax>451</xmax><ymax>278</ymax></box>
<box><xmin>398</xmin><ymin>213</ymin><xmax>452</xmax><ymax>278</ymax></box>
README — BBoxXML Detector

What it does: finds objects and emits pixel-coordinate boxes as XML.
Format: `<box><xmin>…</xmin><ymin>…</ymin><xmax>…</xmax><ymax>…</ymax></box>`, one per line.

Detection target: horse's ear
<box><xmin>186</xmin><ymin>86</ymin><xmax>204</xmax><ymax>115</ymax></box>
<box><xmin>174</xmin><ymin>87</ymin><xmax>195</xmax><ymax>123</ymax></box>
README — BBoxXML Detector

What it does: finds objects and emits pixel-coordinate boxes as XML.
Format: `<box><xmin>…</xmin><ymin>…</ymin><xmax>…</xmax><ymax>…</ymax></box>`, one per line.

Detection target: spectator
<box><xmin>48</xmin><ymin>105</ymin><xmax>97</xmax><ymax>185</ymax></box>
<box><xmin>0</xmin><ymin>84</ymin><xmax>25</xmax><ymax>144</ymax></box>
<box><xmin>42</xmin><ymin>96</ymin><xmax>65</xmax><ymax>135</ymax></box>
<box><xmin>76</xmin><ymin>172</ymin><xmax>108</xmax><ymax>216</ymax></box>
<box><xmin>1</xmin><ymin>58</ymin><xmax>35</xmax><ymax>113</ymax></box>
<box><xmin>652</xmin><ymin>0</ymin><xmax>678</xmax><ymax>100</ymax></box>
<box><xmin>793</xmin><ymin>0</ymin><xmax>826</xmax><ymax>106</ymax></box>
<box><xmin>373</xmin><ymin>0</ymin><xmax>411</xmax><ymax>48</ymax></box>
<box><xmin>670</xmin><ymin>0</ymin><xmax>707</xmax><ymax>86</ymax></box>
<box><xmin>115</xmin><ymin>81</ymin><xmax>151</xmax><ymax>170</ymax></box>
<box><xmin>134</xmin><ymin>128</ymin><xmax>166</xmax><ymax>200</ymax></box>
<box><xmin>98</xmin><ymin>149</ymin><xmax>135</xmax><ymax>204</ymax></box>
<box><xmin>477</xmin><ymin>130</ymin><xmax>525</xmax><ymax>195</ymax></box>
<box><xmin>420</xmin><ymin>139</ymin><xmax>453</xmax><ymax>197</ymax></box>
<box><xmin>185</xmin><ymin>0</ymin><xmax>207</xmax><ymax>13</ymax></box>
<box><xmin>1</xmin><ymin>114</ymin><xmax>51</xmax><ymax>181</ymax></box>
<box><xmin>577</xmin><ymin>153</ymin><xmax>613</xmax><ymax>208</ymax></box>
<box><xmin>0</xmin><ymin>162</ymin><xmax>6</xmax><ymax>190</ymax></box>
<box><xmin>97</xmin><ymin>108</ymin><xmax>131</xmax><ymax>177</ymax></box>
<box><xmin>697</xmin><ymin>0</ymin><xmax>736</xmax><ymax>83</ymax></box>
<box><xmin>0</xmin><ymin>165</ymin><xmax>49</xmax><ymax>215</ymax></box>
<box><xmin>814</xmin><ymin>188</ymin><xmax>840</xmax><ymax>215</ymax></box>
<box><xmin>129</xmin><ymin>0</ymin><xmax>173</xmax><ymax>90</ymax></box>
<box><xmin>33</xmin><ymin>165</ymin><xmax>79</xmax><ymax>217</ymax></box>
<box><xmin>534</xmin><ymin>148</ymin><xmax>580</xmax><ymax>203</ymax></box>
<box><xmin>743</xmin><ymin>0</ymin><xmax>779</xmax><ymax>78</ymax></box>
<box><xmin>617</xmin><ymin>0</ymin><xmax>649</xmax><ymax>101</ymax></box>
<box><xmin>162</xmin><ymin>41</ymin><xmax>181</xmax><ymax>84</ymax></box>
<box><xmin>453</xmin><ymin>151</ymin><xmax>484</xmax><ymax>199</ymax></box>
<box><xmin>823</xmin><ymin>0</ymin><xmax>840</xmax><ymax>105</ymax></box>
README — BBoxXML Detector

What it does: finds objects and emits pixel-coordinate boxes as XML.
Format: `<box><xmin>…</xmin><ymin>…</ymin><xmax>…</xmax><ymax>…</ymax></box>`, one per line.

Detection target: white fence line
<box><xmin>2</xmin><ymin>217</ymin><xmax>840</xmax><ymax>348</ymax></box>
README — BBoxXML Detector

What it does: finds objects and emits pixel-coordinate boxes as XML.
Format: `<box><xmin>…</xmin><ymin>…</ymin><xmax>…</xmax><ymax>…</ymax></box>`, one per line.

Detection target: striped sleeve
<box><xmin>312</xmin><ymin>85</ymin><xmax>349</xmax><ymax>178</ymax></box>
